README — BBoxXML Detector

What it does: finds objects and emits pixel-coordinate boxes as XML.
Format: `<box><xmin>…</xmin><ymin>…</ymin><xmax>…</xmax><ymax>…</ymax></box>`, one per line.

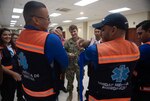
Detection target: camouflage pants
<box><xmin>66</xmin><ymin>64</ymin><xmax>84</xmax><ymax>93</ymax></box>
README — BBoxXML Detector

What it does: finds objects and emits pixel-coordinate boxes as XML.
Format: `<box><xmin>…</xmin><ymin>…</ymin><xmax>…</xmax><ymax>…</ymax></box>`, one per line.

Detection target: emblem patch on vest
<box><xmin>111</xmin><ymin>65</ymin><xmax>129</xmax><ymax>82</ymax></box>
<box><xmin>18</xmin><ymin>52</ymin><xmax>28</xmax><ymax>70</ymax></box>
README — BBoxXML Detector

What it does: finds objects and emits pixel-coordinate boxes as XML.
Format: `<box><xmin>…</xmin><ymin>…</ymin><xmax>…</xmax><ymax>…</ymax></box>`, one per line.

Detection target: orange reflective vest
<box><xmin>16</xmin><ymin>29</ymin><xmax>55</xmax><ymax>98</ymax></box>
<box><xmin>88</xmin><ymin>38</ymin><xmax>140</xmax><ymax>101</ymax></box>
<box><xmin>89</xmin><ymin>95</ymin><xmax>130</xmax><ymax>101</ymax></box>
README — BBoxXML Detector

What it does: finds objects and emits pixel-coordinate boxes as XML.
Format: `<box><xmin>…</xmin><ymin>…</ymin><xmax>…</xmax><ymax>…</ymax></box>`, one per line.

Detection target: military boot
<box><xmin>66</xmin><ymin>92</ymin><xmax>73</xmax><ymax>101</ymax></box>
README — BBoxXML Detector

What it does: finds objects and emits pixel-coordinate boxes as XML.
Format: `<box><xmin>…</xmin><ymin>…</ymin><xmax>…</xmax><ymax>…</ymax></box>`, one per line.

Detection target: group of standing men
<box><xmin>0</xmin><ymin>0</ymin><xmax>150</xmax><ymax>101</ymax></box>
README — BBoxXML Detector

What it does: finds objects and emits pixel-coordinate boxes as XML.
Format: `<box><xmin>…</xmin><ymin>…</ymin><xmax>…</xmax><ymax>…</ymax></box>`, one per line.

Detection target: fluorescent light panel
<box><xmin>10</xmin><ymin>22</ymin><xmax>16</xmax><ymax>25</ymax></box>
<box><xmin>50</xmin><ymin>13</ymin><xmax>61</xmax><ymax>17</ymax></box>
<box><xmin>12</xmin><ymin>15</ymin><xmax>20</xmax><ymax>19</ymax></box>
<box><xmin>63</xmin><ymin>20</ymin><xmax>72</xmax><ymax>23</ymax></box>
<box><xmin>80</xmin><ymin>12</ymin><xmax>84</xmax><ymax>15</ymax></box>
<box><xmin>76</xmin><ymin>17</ymin><xmax>88</xmax><ymax>20</ymax></box>
<box><xmin>74</xmin><ymin>0</ymin><xmax>99</xmax><ymax>6</ymax></box>
<box><xmin>13</xmin><ymin>8</ymin><xmax>23</xmax><ymax>13</ymax></box>
<box><xmin>11</xmin><ymin>20</ymin><xmax>17</xmax><ymax>23</ymax></box>
<box><xmin>10</xmin><ymin>25</ymin><xmax>14</xmax><ymax>27</ymax></box>
<box><xmin>109</xmin><ymin>7</ymin><xmax>131</xmax><ymax>13</ymax></box>
<box><xmin>49</xmin><ymin>23</ymin><xmax>58</xmax><ymax>27</ymax></box>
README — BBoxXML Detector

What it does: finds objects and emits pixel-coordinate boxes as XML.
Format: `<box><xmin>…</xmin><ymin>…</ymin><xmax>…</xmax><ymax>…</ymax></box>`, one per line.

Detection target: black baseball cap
<box><xmin>92</xmin><ymin>13</ymin><xmax>128</xmax><ymax>31</ymax></box>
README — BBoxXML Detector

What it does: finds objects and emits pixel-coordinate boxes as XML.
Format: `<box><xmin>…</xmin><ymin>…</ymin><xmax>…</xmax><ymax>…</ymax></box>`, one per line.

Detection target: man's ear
<box><xmin>32</xmin><ymin>17</ymin><xmax>40</xmax><ymax>25</ymax></box>
<box><xmin>111</xmin><ymin>26</ymin><xmax>117</xmax><ymax>35</ymax></box>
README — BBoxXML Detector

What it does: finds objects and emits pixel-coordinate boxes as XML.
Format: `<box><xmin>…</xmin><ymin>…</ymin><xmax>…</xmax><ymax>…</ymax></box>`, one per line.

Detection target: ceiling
<box><xmin>0</xmin><ymin>0</ymin><xmax>149</xmax><ymax>28</ymax></box>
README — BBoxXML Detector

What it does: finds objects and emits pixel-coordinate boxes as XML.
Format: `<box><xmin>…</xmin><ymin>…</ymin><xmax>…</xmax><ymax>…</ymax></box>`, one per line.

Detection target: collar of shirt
<box><xmin>24</xmin><ymin>25</ymin><xmax>48</xmax><ymax>32</ymax></box>
<box><xmin>7</xmin><ymin>45</ymin><xmax>14</xmax><ymax>57</ymax></box>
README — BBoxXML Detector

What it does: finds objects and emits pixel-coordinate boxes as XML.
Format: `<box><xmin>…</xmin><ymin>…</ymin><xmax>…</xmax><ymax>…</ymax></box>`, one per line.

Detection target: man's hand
<box><xmin>68</xmin><ymin>53</ymin><xmax>75</xmax><ymax>58</ymax></box>
<box><xmin>12</xmin><ymin>72</ymin><xmax>22</xmax><ymax>81</ymax></box>
<box><xmin>53</xmin><ymin>29</ymin><xmax>63</xmax><ymax>38</ymax></box>
<box><xmin>2</xmin><ymin>65</ymin><xmax>21</xmax><ymax>81</ymax></box>
<box><xmin>77</xmin><ymin>39</ymin><xmax>90</xmax><ymax>48</ymax></box>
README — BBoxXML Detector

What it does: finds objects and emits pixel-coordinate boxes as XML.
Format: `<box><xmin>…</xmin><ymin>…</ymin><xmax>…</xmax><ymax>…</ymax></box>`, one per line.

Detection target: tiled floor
<box><xmin>0</xmin><ymin>67</ymin><xmax>89</xmax><ymax>101</ymax></box>
<box><xmin>58</xmin><ymin>67</ymin><xmax>88</xmax><ymax>101</ymax></box>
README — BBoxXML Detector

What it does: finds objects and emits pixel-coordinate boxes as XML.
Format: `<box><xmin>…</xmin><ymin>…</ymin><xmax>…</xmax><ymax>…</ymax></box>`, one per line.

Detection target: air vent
<box><xmin>56</xmin><ymin>8</ymin><xmax>71</xmax><ymax>12</ymax></box>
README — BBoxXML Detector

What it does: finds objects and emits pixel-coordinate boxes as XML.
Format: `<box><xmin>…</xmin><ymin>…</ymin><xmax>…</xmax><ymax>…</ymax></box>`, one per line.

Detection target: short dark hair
<box><xmin>56</xmin><ymin>26</ymin><xmax>63</xmax><ymax>31</ymax></box>
<box><xmin>0</xmin><ymin>28</ymin><xmax>10</xmax><ymax>37</ymax></box>
<box><xmin>142</xmin><ymin>21</ymin><xmax>150</xmax><ymax>31</ymax></box>
<box><xmin>136</xmin><ymin>20</ymin><xmax>150</xmax><ymax>28</ymax></box>
<box><xmin>23</xmin><ymin>1</ymin><xmax>46</xmax><ymax>23</ymax></box>
<box><xmin>69</xmin><ymin>25</ymin><xmax>78</xmax><ymax>32</ymax></box>
<box><xmin>0</xmin><ymin>28</ymin><xmax>11</xmax><ymax>47</ymax></box>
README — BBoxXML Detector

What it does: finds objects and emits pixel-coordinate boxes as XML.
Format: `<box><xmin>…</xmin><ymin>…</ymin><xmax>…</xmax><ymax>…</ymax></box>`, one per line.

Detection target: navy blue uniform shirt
<box><xmin>24</xmin><ymin>25</ymin><xmax>68</xmax><ymax>70</ymax></box>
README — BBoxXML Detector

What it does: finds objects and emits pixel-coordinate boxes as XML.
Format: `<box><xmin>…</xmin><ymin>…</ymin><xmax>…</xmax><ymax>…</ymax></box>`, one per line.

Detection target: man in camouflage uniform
<box><xmin>64</xmin><ymin>25</ymin><xmax>83</xmax><ymax>101</ymax></box>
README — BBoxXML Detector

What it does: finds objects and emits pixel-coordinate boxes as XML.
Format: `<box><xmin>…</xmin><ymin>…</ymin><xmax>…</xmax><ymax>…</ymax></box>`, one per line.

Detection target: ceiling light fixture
<box><xmin>109</xmin><ymin>7</ymin><xmax>131</xmax><ymax>13</ymax></box>
<box><xmin>63</xmin><ymin>20</ymin><xmax>72</xmax><ymax>23</ymax></box>
<box><xmin>80</xmin><ymin>12</ymin><xmax>84</xmax><ymax>15</ymax></box>
<box><xmin>11</xmin><ymin>20</ymin><xmax>17</xmax><ymax>23</ymax></box>
<box><xmin>12</xmin><ymin>15</ymin><xmax>20</xmax><ymax>19</ymax></box>
<box><xmin>10</xmin><ymin>22</ymin><xmax>16</xmax><ymax>25</ymax></box>
<box><xmin>74</xmin><ymin>0</ymin><xmax>99</xmax><ymax>6</ymax></box>
<box><xmin>49</xmin><ymin>23</ymin><xmax>58</xmax><ymax>27</ymax></box>
<box><xmin>10</xmin><ymin>25</ymin><xmax>14</xmax><ymax>27</ymax></box>
<box><xmin>50</xmin><ymin>13</ymin><xmax>61</xmax><ymax>17</ymax></box>
<box><xmin>13</xmin><ymin>8</ymin><xmax>23</xmax><ymax>13</ymax></box>
<box><xmin>76</xmin><ymin>17</ymin><xmax>88</xmax><ymax>20</ymax></box>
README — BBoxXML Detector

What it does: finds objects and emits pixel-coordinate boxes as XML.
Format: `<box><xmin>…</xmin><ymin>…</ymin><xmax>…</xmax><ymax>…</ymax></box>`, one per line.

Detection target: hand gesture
<box><xmin>53</xmin><ymin>29</ymin><xmax>63</xmax><ymax>38</ymax></box>
<box><xmin>76</xmin><ymin>39</ymin><xmax>90</xmax><ymax>48</ymax></box>
<box><xmin>12</xmin><ymin>72</ymin><xmax>21</xmax><ymax>81</ymax></box>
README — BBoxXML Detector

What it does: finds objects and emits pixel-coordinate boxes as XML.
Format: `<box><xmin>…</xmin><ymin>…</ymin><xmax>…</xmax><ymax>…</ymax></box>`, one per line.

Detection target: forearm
<box><xmin>54</xmin><ymin>48</ymin><xmax>68</xmax><ymax>69</ymax></box>
<box><xmin>67</xmin><ymin>52</ymin><xmax>73</xmax><ymax>56</ymax></box>
<box><xmin>82</xmin><ymin>40</ymin><xmax>91</xmax><ymax>48</ymax></box>
<box><xmin>2</xmin><ymin>65</ymin><xmax>21</xmax><ymax>81</ymax></box>
<box><xmin>2</xmin><ymin>65</ymin><xmax>15</xmax><ymax>76</ymax></box>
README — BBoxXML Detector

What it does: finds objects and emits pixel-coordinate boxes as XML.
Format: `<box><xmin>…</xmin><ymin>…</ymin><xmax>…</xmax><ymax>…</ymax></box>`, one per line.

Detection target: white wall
<box><xmin>62</xmin><ymin>20</ymin><xmax>100</xmax><ymax>40</ymax></box>
<box><xmin>63</xmin><ymin>23</ymin><xmax>84</xmax><ymax>40</ymax></box>
<box><xmin>87</xmin><ymin>19</ymin><xmax>100</xmax><ymax>40</ymax></box>
<box><xmin>148</xmin><ymin>11</ymin><xmax>150</xmax><ymax>19</ymax></box>
<box><xmin>126</xmin><ymin>12</ymin><xmax>149</xmax><ymax>28</ymax></box>
<box><xmin>64</xmin><ymin>11</ymin><xmax>149</xmax><ymax>40</ymax></box>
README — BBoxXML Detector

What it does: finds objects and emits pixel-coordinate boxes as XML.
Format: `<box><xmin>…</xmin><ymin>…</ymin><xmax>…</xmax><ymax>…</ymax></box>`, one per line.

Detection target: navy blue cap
<box><xmin>92</xmin><ymin>13</ymin><xmax>128</xmax><ymax>30</ymax></box>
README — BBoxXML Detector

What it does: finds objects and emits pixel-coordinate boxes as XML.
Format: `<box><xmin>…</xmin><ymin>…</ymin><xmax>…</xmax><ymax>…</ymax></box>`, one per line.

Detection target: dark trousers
<box><xmin>131</xmin><ymin>90</ymin><xmax>150</xmax><ymax>101</ymax></box>
<box><xmin>59</xmin><ymin>73</ymin><xmax>65</xmax><ymax>89</ymax></box>
<box><xmin>16</xmin><ymin>81</ymin><xmax>24</xmax><ymax>99</ymax></box>
<box><xmin>85</xmin><ymin>63</ymin><xmax>94</xmax><ymax>101</ymax></box>
<box><xmin>0</xmin><ymin>73</ymin><xmax>16</xmax><ymax>101</ymax></box>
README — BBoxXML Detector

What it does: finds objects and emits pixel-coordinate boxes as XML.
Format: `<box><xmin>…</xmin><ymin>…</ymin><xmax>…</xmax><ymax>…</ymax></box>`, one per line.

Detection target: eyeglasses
<box><xmin>32</xmin><ymin>15</ymin><xmax>50</xmax><ymax>21</ymax></box>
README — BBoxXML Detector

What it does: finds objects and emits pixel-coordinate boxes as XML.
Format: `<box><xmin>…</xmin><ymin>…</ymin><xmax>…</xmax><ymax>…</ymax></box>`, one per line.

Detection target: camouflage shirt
<box><xmin>64</xmin><ymin>37</ymin><xmax>82</xmax><ymax>66</ymax></box>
